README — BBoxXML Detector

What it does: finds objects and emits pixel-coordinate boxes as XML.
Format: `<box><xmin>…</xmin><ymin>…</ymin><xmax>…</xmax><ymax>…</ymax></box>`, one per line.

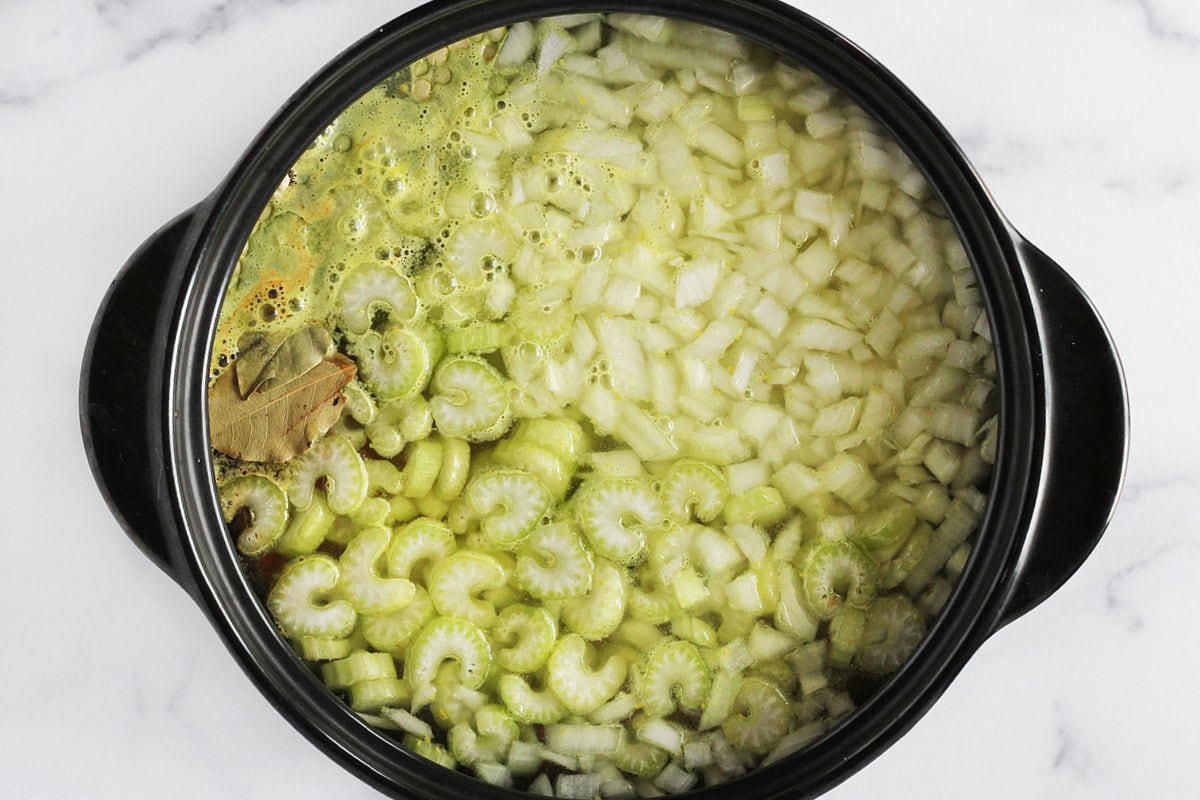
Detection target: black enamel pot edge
<box><xmin>79</xmin><ymin>0</ymin><xmax>1129</xmax><ymax>797</ymax></box>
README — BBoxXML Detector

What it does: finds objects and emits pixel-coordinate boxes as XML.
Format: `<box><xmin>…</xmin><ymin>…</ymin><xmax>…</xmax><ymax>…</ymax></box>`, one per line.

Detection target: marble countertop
<box><xmin>3</xmin><ymin>0</ymin><xmax>1196</xmax><ymax>797</ymax></box>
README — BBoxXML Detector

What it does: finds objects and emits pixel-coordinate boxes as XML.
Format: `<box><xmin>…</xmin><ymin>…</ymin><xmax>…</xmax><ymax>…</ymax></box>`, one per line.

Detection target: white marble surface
<box><xmin>2</xmin><ymin>0</ymin><xmax>1197</xmax><ymax>797</ymax></box>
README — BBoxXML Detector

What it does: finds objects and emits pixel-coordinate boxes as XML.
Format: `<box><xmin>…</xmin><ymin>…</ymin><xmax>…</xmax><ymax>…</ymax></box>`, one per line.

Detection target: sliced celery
<box><xmin>856</xmin><ymin>594</ymin><xmax>926</xmax><ymax>674</ymax></box>
<box><xmin>219</xmin><ymin>475</ymin><xmax>288</xmax><ymax>557</ymax></box>
<box><xmin>429</xmin><ymin>356</ymin><xmax>513</xmax><ymax>442</ymax></box>
<box><xmin>514</xmin><ymin>523</ymin><xmax>595</xmax><ymax>600</ymax></box>
<box><xmin>561</xmin><ymin>560</ymin><xmax>626</xmax><ymax>640</ymax></box>
<box><xmin>338</xmin><ymin>263</ymin><xmax>418</xmax><ymax>335</ymax></box>
<box><xmin>337</xmin><ymin>526</ymin><xmax>416</xmax><ymax>615</ymax></box>
<box><xmin>267</xmin><ymin>556</ymin><xmax>357</xmax><ymax>639</ymax></box>
<box><xmin>349</xmin><ymin>326</ymin><xmax>435</xmax><ymax>401</ymax></box>
<box><xmin>661</xmin><ymin>459</ymin><xmax>728</xmax><ymax>524</ymax></box>
<box><xmin>466</xmin><ymin>469</ymin><xmax>552</xmax><ymax>548</ymax></box>
<box><xmin>801</xmin><ymin>540</ymin><xmax>878</xmax><ymax>617</ymax></box>
<box><xmin>639</xmin><ymin>640</ymin><xmax>711</xmax><ymax>717</ymax></box>
<box><xmin>287</xmin><ymin>435</ymin><xmax>368</xmax><ymax>515</ymax></box>
<box><xmin>497</xmin><ymin>674</ymin><xmax>567</xmax><ymax>724</ymax></box>
<box><xmin>546</xmin><ymin>634</ymin><xmax>628</xmax><ymax>714</ymax></box>
<box><xmin>427</xmin><ymin>551</ymin><xmax>508</xmax><ymax>628</ymax></box>
<box><xmin>492</xmin><ymin>604</ymin><xmax>558</xmax><ymax>673</ymax></box>
<box><xmin>361</xmin><ymin>586</ymin><xmax>436</xmax><ymax>656</ymax></box>
<box><xmin>404</xmin><ymin>616</ymin><xmax>492</xmax><ymax>691</ymax></box>
<box><xmin>722</xmin><ymin>678</ymin><xmax>789</xmax><ymax>755</ymax></box>
<box><xmin>576</xmin><ymin>477</ymin><xmax>664</xmax><ymax>563</ymax></box>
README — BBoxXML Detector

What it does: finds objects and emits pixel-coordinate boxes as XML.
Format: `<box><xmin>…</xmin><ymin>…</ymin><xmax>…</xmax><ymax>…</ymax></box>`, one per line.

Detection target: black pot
<box><xmin>80</xmin><ymin>1</ymin><xmax>1129</xmax><ymax>797</ymax></box>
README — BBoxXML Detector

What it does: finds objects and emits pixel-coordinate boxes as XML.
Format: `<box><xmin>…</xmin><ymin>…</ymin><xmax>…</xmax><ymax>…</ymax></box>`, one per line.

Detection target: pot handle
<box><xmin>81</xmin><ymin>211</ymin><xmax>196</xmax><ymax>586</ymax></box>
<box><xmin>995</xmin><ymin>236</ymin><xmax>1129</xmax><ymax>628</ymax></box>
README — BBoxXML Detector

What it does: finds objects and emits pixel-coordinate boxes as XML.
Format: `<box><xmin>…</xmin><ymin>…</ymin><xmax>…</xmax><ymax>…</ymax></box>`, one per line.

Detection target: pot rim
<box><xmin>160</xmin><ymin>1</ymin><xmax>1042</xmax><ymax>797</ymax></box>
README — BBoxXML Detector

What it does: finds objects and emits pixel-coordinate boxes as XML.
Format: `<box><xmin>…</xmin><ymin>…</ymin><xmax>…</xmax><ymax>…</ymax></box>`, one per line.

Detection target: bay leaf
<box><xmin>211</xmin><ymin>353</ymin><xmax>356</xmax><ymax>463</ymax></box>
<box><xmin>236</xmin><ymin>325</ymin><xmax>334</xmax><ymax>398</ymax></box>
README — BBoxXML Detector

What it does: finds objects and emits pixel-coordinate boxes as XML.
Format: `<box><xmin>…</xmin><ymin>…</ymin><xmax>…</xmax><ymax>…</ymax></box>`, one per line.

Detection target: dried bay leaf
<box><xmin>211</xmin><ymin>353</ymin><xmax>356</xmax><ymax>463</ymax></box>
<box><xmin>236</xmin><ymin>325</ymin><xmax>334</xmax><ymax>398</ymax></box>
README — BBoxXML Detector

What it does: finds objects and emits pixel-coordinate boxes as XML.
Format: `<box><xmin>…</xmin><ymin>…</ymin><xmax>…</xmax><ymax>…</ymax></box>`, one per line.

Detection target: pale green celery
<box><xmin>498</xmin><ymin>674</ymin><xmax>567</xmax><ymax>724</ymax></box>
<box><xmin>697</xmin><ymin>670</ymin><xmax>743</xmax><ymax>731</ymax></box>
<box><xmin>588</xmin><ymin>692</ymin><xmax>640</xmax><ymax>725</ymax></box>
<box><xmin>386</xmin><ymin>517</ymin><xmax>456</xmax><ymax>583</ymax></box>
<box><xmin>386</xmin><ymin>495</ymin><xmax>420</xmax><ymax>526</ymax></box>
<box><xmin>428</xmin><ymin>668</ymin><xmax>491</xmax><ymax>730</ymax></box>
<box><xmin>561</xmin><ymin>560</ymin><xmax>626</xmax><ymax>640</ymax></box>
<box><xmin>683</xmin><ymin>423</ymin><xmax>752</xmax><ymax>466</ymax></box>
<box><xmin>405</xmin><ymin>735</ymin><xmax>457</xmax><ymax>770</ymax></box>
<box><xmin>615</xmin><ymin>402</ymin><xmax>680</xmax><ymax>463</ymax></box>
<box><xmin>414</xmin><ymin>494</ymin><xmax>449</xmax><ymax>520</ymax></box>
<box><xmin>626</xmin><ymin>578</ymin><xmax>677</xmax><ymax>625</ymax></box>
<box><xmin>828</xmin><ymin>605</ymin><xmax>866</xmax><ymax>669</ymax></box>
<box><xmin>378</xmin><ymin>707</ymin><xmax>433</xmax><ymax>740</ymax></box>
<box><xmin>274</xmin><ymin>492</ymin><xmax>336</xmax><ymax>557</ymax></box>
<box><xmin>632</xmin><ymin>715</ymin><xmax>684</xmax><ymax>756</ymax></box>
<box><xmin>514</xmin><ymin>523</ymin><xmax>594</xmax><ymax>600</ymax></box>
<box><xmin>342</xmin><ymin>381</ymin><xmax>377</xmax><ymax>425</ymax></box>
<box><xmin>365</xmin><ymin>459</ymin><xmax>404</xmax><ymax>494</ymax></box>
<box><xmin>427</xmin><ymin>551</ymin><xmax>507</xmax><ymax>628</ymax></box>
<box><xmin>446</xmin><ymin>321</ymin><xmax>511</xmax><ymax>354</ymax></box>
<box><xmin>639</xmin><ymin>640</ymin><xmax>711</xmax><ymax>717</ymax></box>
<box><xmin>612</xmin><ymin>737</ymin><xmax>669</xmax><ymax>778</ymax></box>
<box><xmin>546</xmin><ymin>634</ymin><xmax>628</xmax><ymax>714</ymax></box>
<box><xmin>748</xmin><ymin>622</ymin><xmax>799</xmax><ymax>662</ymax></box>
<box><xmin>855</xmin><ymin>503</ymin><xmax>918</xmax><ymax>555</ymax></box>
<box><xmin>492</xmin><ymin>604</ymin><xmax>557</xmax><ymax>673</ymax></box>
<box><xmin>512</xmin><ymin>417</ymin><xmax>589</xmax><ymax>464</ymax></box>
<box><xmin>506</xmin><ymin>739</ymin><xmax>544</xmax><ymax>777</ymax></box>
<box><xmin>773</xmin><ymin>566</ymin><xmax>820</xmax><ymax>641</ymax></box>
<box><xmin>349</xmin><ymin>326</ymin><xmax>434</xmax><ymax>402</ymax></box>
<box><xmin>802</xmin><ymin>540</ymin><xmax>878</xmax><ymax>617</ymax></box>
<box><xmin>508</xmin><ymin>288</ymin><xmax>574</xmax><ymax>351</ymax></box>
<box><xmin>430</xmin><ymin>356</ymin><xmax>512</xmax><ymax>442</ymax></box>
<box><xmin>348</xmin><ymin>497</ymin><xmax>389</xmax><ymax>528</ymax></box>
<box><xmin>349</xmin><ymin>678</ymin><xmax>411</xmax><ymax>712</ymax></box>
<box><xmin>576</xmin><ymin>477</ymin><xmax>664</xmax><ymax>563</ymax></box>
<box><xmin>856</xmin><ymin>594</ymin><xmax>925</xmax><ymax>674</ymax></box>
<box><xmin>661</xmin><ymin>459</ymin><xmax>728</xmax><ymax>523</ymax></box>
<box><xmin>491</xmin><ymin>440</ymin><xmax>572</xmax><ymax>499</ymax></box>
<box><xmin>268</xmin><ymin>555</ymin><xmax>357</xmax><ymax>639</ymax></box>
<box><xmin>769</xmin><ymin>519</ymin><xmax>805</xmax><ymax>563</ymax></box>
<box><xmin>288</xmin><ymin>435</ymin><xmax>367</xmax><ymax>515</ymax></box>
<box><xmin>404</xmin><ymin>617</ymin><xmax>491</xmax><ymax>694</ymax></box>
<box><xmin>434</xmin><ymin>438</ymin><xmax>472</xmax><ymax>502</ymax></box>
<box><xmin>726</xmin><ymin>481</ymin><xmax>789</xmax><ymax>526</ymax></box>
<box><xmin>366</xmin><ymin>397</ymin><xmax>432</xmax><ymax>458</ymax></box>
<box><xmin>722</xmin><ymin>678</ymin><xmax>790</xmax><ymax>755</ymax></box>
<box><xmin>337</xmin><ymin>526</ymin><xmax>416</xmax><ymax>615</ymax></box>
<box><xmin>293</xmin><ymin>636</ymin><xmax>353</xmax><ymax>661</ymax></box>
<box><xmin>338</xmin><ymin>263</ymin><xmax>418</xmax><ymax>335</ymax></box>
<box><xmin>670</xmin><ymin>615</ymin><xmax>718</xmax><ymax>648</ymax></box>
<box><xmin>321</xmin><ymin>651</ymin><xmax>397</xmax><ymax>690</ymax></box>
<box><xmin>464</xmin><ymin>469</ymin><xmax>552</xmax><ymax>548</ymax></box>
<box><xmin>220</xmin><ymin>475</ymin><xmax>289</xmax><ymax>557</ymax></box>
<box><xmin>613</xmin><ymin>619</ymin><xmax>669</xmax><ymax>652</ymax></box>
<box><xmin>817</xmin><ymin>453</ymin><xmax>877</xmax><ymax>511</ymax></box>
<box><xmin>400</xmin><ymin>438</ymin><xmax>444</xmax><ymax>499</ymax></box>
<box><xmin>361</xmin><ymin>586</ymin><xmax>436</xmax><ymax>656</ymax></box>
<box><xmin>880</xmin><ymin>522</ymin><xmax>931</xmax><ymax>589</ymax></box>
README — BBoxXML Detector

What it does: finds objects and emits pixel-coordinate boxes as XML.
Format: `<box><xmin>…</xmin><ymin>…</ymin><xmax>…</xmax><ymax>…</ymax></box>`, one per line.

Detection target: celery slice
<box><xmin>801</xmin><ymin>540</ymin><xmax>878</xmax><ymax>617</ymax></box>
<box><xmin>322</xmin><ymin>651</ymin><xmax>397</xmax><ymax>690</ymax></box>
<box><xmin>404</xmin><ymin>616</ymin><xmax>492</xmax><ymax>692</ymax></box>
<box><xmin>274</xmin><ymin>492</ymin><xmax>335</xmax><ymax>557</ymax></box>
<box><xmin>287</xmin><ymin>435</ymin><xmax>368</xmax><ymax>515</ymax></box>
<box><xmin>430</xmin><ymin>356</ymin><xmax>513</xmax><ymax>442</ymax></box>
<box><xmin>338</xmin><ymin>262</ymin><xmax>418</xmax><ymax>335</ymax></box>
<box><xmin>338</xmin><ymin>526</ymin><xmax>417</xmax><ymax>615</ymax></box>
<box><xmin>856</xmin><ymin>594</ymin><xmax>926</xmax><ymax>674</ymax></box>
<box><xmin>546</xmin><ymin>634</ymin><xmax>628</xmax><ymax>714</ymax></box>
<box><xmin>386</xmin><ymin>517</ymin><xmax>456</xmax><ymax>584</ymax></box>
<box><xmin>361</xmin><ymin>586</ymin><xmax>436</xmax><ymax>656</ymax></box>
<box><xmin>561</xmin><ymin>560</ymin><xmax>626</xmax><ymax>640</ymax></box>
<box><xmin>514</xmin><ymin>523</ymin><xmax>594</xmax><ymax>600</ymax></box>
<box><xmin>427</xmin><ymin>551</ymin><xmax>508</xmax><ymax>628</ymax></box>
<box><xmin>639</xmin><ymin>640</ymin><xmax>711</xmax><ymax>717</ymax></box>
<box><xmin>660</xmin><ymin>459</ymin><xmax>728</xmax><ymax>524</ymax></box>
<box><xmin>576</xmin><ymin>477</ymin><xmax>664</xmax><ymax>563</ymax></box>
<box><xmin>219</xmin><ymin>475</ymin><xmax>289</xmax><ymax>557</ymax></box>
<box><xmin>492</xmin><ymin>604</ymin><xmax>558</xmax><ymax>673</ymax></box>
<box><xmin>434</xmin><ymin>438</ymin><xmax>472</xmax><ymax>501</ymax></box>
<box><xmin>267</xmin><ymin>555</ymin><xmax>357</xmax><ymax>639</ymax></box>
<box><xmin>722</xmin><ymin>678</ymin><xmax>789</xmax><ymax>755</ymax></box>
<box><xmin>497</xmin><ymin>674</ymin><xmax>567</xmax><ymax>724</ymax></box>
<box><xmin>466</xmin><ymin>469</ymin><xmax>552</xmax><ymax>548</ymax></box>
